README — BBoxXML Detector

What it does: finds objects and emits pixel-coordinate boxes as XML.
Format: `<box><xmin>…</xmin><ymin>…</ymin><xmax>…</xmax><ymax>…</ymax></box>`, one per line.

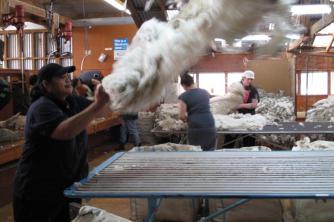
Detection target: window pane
<box><xmin>313</xmin><ymin>35</ymin><xmax>333</xmax><ymax>47</ymax></box>
<box><xmin>227</xmin><ymin>73</ymin><xmax>243</xmax><ymax>87</ymax></box>
<box><xmin>198</xmin><ymin>73</ymin><xmax>225</xmax><ymax>95</ymax></box>
<box><xmin>300</xmin><ymin>72</ymin><xmax>328</xmax><ymax>95</ymax></box>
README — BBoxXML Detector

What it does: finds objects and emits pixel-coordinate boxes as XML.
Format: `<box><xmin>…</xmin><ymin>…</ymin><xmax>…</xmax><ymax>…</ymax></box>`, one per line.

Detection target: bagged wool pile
<box><xmin>256</xmin><ymin>89</ymin><xmax>296</xmax><ymax>147</ymax></box>
<box><xmin>0</xmin><ymin>113</ymin><xmax>26</xmax><ymax>130</ymax></box>
<box><xmin>138</xmin><ymin>112</ymin><xmax>156</xmax><ymax>144</ymax></box>
<box><xmin>154</xmin><ymin>104</ymin><xmax>187</xmax><ymax>131</ymax></box>
<box><xmin>0</xmin><ymin>113</ymin><xmax>25</xmax><ymax>143</ymax></box>
<box><xmin>0</xmin><ymin>128</ymin><xmax>21</xmax><ymax>143</ymax></box>
<box><xmin>306</xmin><ymin>95</ymin><xmax>334</xmax><ymax>122</ymax></box>
<box><xmin>256</xmin><ymin>89</ymin><xmax>295</xmax><ymax>122</ymax></box>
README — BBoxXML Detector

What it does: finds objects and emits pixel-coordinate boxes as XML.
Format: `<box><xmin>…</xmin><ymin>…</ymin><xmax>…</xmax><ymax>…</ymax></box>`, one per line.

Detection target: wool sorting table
<box><xmin>65</xmin><ymin>151</ymin><xmax>334</xmax><ymax>222</ymax></box>
<box><xmin>151</xmin><ymin>122</ymin><xmax>334</xmax><ymax>148</ymax></box>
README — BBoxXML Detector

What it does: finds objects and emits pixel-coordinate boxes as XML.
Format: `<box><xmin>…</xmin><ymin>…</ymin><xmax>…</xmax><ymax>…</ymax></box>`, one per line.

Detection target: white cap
<box><xmin>242</xmin><ymin>70</ymin><xmax>255</xmax><ymax>79</ymax></box>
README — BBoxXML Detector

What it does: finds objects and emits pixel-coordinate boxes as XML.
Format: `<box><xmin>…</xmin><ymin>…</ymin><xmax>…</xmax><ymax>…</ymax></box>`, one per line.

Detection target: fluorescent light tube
<box><xmin>104</xmin><ymin>0</ymin><xmax>131</xmax><ymax>15</ymax></box>
<box><xmin>242</xmin><ymin>35</ymin><xmax>271</xmax><ymax>41</ymax></box>
<box><xmin>290</xmin><ymin>5</ymin><xmax>331</xmax><ymax>15</ymax></box>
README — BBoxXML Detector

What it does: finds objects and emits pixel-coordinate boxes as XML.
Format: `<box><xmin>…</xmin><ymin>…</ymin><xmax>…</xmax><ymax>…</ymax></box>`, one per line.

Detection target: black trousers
<box><xmin>13</xmin><ymin>194</ymin><xmax>80</xmax><ymax>222</ymax></box>
<box><xmin>188</xmin><ymin>128</ymin><xmax>216</xmax><ymax>151</ymax></box>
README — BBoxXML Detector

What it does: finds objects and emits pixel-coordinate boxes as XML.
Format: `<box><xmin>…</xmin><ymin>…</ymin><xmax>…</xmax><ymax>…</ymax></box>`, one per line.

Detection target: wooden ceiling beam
<box><xmin>127</xmin><ymin>0</ymin><xmax>142</xmax><ymax>27</ymax></box>
<box><xmin>310</xmin><ymin>11</ymin><xmax>334</xmax><ymax>37</ymax></box>
<box><xmin>288</xmin><ymin>36</ymin><xmax>310</xmax><ymax>52</ymax></box>
<box><xmin>326</xmin><ymin>33</ymin><xmax>334</xmax><ymax>52</ymax></box>
<box><xmin>157</xmin><ymin>0</ymin><xmax>167</xmax><ymax>21</ymax></box>
<box><xmin>9</xmin><ymin>0</ymin><xmax>69</xmax><ymax>24</ymax></box>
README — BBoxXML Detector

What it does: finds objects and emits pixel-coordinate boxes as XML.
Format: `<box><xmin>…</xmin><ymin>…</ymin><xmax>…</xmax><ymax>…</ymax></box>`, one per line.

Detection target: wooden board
<box><xmin>87</xmin><ymin>116</ymin><xmax>122</xmax><ymax>135</ymax></box>
<box><xmin>0</xmin><ymin>115</ymin><xmax>122</xmax><ymax>165</ymax></box>
<box><xmin>0</xmin><ymin>139</ymin><xmax>24</xmax><ymax>165</ymax></box>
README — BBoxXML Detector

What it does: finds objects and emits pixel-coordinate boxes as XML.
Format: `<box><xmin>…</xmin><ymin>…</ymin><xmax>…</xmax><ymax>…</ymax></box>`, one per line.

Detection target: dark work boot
<box><xmin>118</xmin><ymin>143</ymin><xmax>125</xmax><ymax>150</ymax></box>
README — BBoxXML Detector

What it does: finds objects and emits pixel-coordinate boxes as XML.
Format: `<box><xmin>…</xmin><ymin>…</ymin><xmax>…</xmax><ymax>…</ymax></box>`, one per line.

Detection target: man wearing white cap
<box><xmin>236</xmin><ymin>70</ymin><xmax>260</xmax><ymax>147</ymax></box>
<box><xmin>237</xmin><ymin>70</ymin><xmax>259</xmax><ymax>115</ymax></box>
<box><xmin>223</xmin><ymin>70</ymin><xmax>260</xmax><ymax>148</ymax></box>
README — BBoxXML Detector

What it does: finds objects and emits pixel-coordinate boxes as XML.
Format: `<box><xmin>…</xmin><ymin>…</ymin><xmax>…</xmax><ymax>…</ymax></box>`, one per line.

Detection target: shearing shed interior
<box><xmin>2</xmin><ymin>0</ymin><xmax>334</xmax><ymax>221</ymax></box>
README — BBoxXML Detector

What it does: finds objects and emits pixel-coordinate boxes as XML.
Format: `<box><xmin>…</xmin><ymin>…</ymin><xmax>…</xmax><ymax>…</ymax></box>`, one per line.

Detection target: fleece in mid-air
<box><xmin>102</xmin><ymin>0</ymin><xmax>298</xmax><ymax>113</ymax></box>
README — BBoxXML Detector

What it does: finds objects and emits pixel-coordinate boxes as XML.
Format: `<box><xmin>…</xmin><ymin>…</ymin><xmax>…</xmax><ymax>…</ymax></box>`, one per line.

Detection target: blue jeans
<box><xmin>120</xmin><ymin>119</ymin><xmax>141</xmax><ymax>146</ymax></box>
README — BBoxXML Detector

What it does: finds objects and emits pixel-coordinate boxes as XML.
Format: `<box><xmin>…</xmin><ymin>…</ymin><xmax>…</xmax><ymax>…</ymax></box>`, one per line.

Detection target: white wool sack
<box><xmin>292</xmin><ymin>137</ymin><xmax>334</xmax><ymax>151</ymax></box>
<box><xmin>209</xmin><ymin>199</ymin><xmax>283</xmax><ymax>222</ymax></box>
<box><xmin>102</xmin><ymin>0</ymin><xmax>298</xmax><ymax>112</ymax></box>
<box><xmin>72</xmin><ymin>206</ymin><xmax>132</xmax><ymax>222</ymax></box>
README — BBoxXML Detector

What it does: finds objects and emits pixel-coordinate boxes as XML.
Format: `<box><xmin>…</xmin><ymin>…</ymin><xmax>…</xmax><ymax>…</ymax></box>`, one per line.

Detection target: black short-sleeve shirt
<box><xmin>178</xmin><ymin>88</ymin><xmax>215</xmax><ymax>129</ymax></box>
<box><xmin>14</xmin><ymin>95</ymin><xmax>91</xmax><ymax>200</ymax></box>
<box><xmin>237</xmin><ymin>85</ymin><xmax>260</xmax><ymax>115</ymax></box>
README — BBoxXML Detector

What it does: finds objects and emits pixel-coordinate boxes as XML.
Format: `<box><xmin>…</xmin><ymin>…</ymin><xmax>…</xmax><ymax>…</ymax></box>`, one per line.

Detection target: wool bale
<box><xmin>209</xmin><ymin>199</ymin><xmax>283</xmax><ymax>222</ymax></box>
<box><xmin>130</xmin><ymin>198</ymin><xmax>200</xmax><ymax>222</ymax></box>
<box><xmin>294</xmin><ymin>200</ymin><xmax>334</xmax><ymax>222</ymax></box>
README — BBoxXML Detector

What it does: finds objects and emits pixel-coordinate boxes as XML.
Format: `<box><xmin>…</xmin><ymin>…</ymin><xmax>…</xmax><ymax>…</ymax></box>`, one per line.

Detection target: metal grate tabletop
<box><xmin>65</xmin><ymin>151</ymin><xmax>334</xmax><ymax>199</ymax></box>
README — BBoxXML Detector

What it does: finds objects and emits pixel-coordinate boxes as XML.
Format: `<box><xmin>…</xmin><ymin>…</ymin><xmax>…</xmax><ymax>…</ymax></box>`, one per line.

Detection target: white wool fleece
<box><xmin>102</xmin><ymin>0</ymin><xmax>297</xmax><ymax>113</ymax></box>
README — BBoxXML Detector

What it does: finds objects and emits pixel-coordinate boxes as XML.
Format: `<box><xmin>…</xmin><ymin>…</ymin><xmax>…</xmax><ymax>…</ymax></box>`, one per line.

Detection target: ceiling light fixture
<box><xmin>290</xmin><ymin>4</ymin><xmax>331</xmax><ymax>15</ymax></box>
<box><xmin>242</xmin><ymin>35</ymin><xmax>271</xmax><ymax>41</ymax></box>
<box><xmin>104</xmin><ymin>0</ymin><xmax>131</xmax><ymax>15</ymax></box>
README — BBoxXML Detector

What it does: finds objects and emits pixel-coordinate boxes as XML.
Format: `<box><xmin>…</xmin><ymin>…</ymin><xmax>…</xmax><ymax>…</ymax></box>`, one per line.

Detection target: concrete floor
<box><xmin>0</xmin><ymin>139</ymin><xmax>132</xmax><ymax>222</ymax></box>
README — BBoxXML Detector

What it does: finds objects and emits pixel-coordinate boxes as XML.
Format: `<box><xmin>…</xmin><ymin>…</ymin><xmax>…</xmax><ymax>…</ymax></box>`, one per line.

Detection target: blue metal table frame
<box><xmin>65</xmin><ymin>151</ymin><xmax>334</xmax><ymax>222</ymax></box>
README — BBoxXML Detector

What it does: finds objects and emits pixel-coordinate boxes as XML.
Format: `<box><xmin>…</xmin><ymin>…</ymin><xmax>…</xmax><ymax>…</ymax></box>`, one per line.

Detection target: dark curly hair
<box><xmin>180</xmin><ymin>72</ymin><xmax>194</xmax><ymax>87</ymax></box>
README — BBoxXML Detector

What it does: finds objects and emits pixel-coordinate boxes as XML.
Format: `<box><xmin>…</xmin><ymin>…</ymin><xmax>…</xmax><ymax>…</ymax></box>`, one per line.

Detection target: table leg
<box><xmin>145</xmin><ymin>198</ymin><xmax>161</xmax><ymax>222</ymax></box>
<box><xmin>199</xmin><ymin>199</ymin><xmax>250</xmax><ymax>222</ymax></box>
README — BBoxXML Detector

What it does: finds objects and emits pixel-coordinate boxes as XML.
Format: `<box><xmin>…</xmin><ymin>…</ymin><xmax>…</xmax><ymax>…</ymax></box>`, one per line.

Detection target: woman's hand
<box><xmin>94</xmin><ymin>84</ymin><xmax>110</xmax><ymax>109</ymax></box>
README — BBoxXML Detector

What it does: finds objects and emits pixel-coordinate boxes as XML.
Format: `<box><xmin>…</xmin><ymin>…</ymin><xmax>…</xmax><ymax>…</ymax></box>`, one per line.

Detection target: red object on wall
<box><xmin>1</xmin><ymin>5</ymin><xmax>25</xmax><ymax>36</ymax></box>
<box><xmin>62</xmin><ymin>21</ymin><xmax>73</xmax><ymax>42</ymax></box>
<box><xmin>14</xmin><ymin>5</ymin><xmax>25</xmax><ymax>37</ymax></box>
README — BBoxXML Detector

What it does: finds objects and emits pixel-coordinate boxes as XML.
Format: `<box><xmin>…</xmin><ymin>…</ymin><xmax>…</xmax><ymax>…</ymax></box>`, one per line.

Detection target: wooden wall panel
<box><xmin>296</xmin><ymin>54</ymin><xmax>334</xmax><ymax>71</ymax></box>
<box><xmin>191</xmin><ymin>53</ymin><xmax>292</xmax><ymax>96</ymax></box>
<box><xmin>248</xmin><ymin>56</ymin><xmax>292</xmax><ymax>96</ymax></box>
<box><xmin>296</xmin><ymin>95</ymin><xmax>327</xmax><ymax>112</ymax></box>
<box><xmin>72</xmin><ymin>24</ymin><xmax>138</xmax><ymax>77</ymax></box>
<box><xmin>295</xmin><ymin>54</ymin><xmax>334</xmax><ymax>113</ymax></box>
<box><xmin>191</xmin><ymin>53</ymin><xmax>251</xmax><ymax>73</ymax></box>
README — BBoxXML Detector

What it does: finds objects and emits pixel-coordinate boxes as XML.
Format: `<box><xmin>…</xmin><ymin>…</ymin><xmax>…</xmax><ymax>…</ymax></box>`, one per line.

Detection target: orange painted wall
<box><xmin>72</xmin><ymin>24</ymin><xmax>138</xmax><ymax>77</ymax></box>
